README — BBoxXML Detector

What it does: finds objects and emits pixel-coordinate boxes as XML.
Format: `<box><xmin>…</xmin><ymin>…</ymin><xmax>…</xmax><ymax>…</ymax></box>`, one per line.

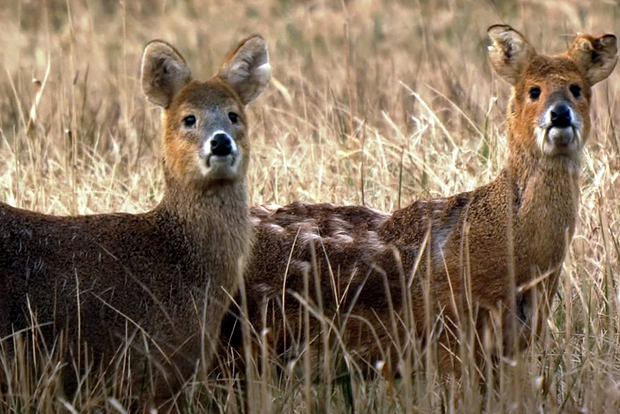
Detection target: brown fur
<box><xmin>220</xmin><ymin>26</ymin><xmax>617</xmax><ymax>377</ymax></box>
<box><xmin>0</xmin><ymin>36</ymin><xmax>270</xmax><ymax>411</ymax></box>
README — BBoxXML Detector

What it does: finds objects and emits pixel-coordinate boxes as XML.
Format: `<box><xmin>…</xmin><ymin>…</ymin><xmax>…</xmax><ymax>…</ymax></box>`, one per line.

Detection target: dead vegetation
<box><xmin>1</xmin><ymin>1</ymin><xmax>620</xmax><ymax>413</ymax></box>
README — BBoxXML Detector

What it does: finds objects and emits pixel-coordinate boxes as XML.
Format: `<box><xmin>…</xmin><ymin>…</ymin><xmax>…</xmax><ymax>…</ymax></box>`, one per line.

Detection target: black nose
<box><xmin>210</xmin><ymin>133</ymin><xmax>233</xmax><ymax>156</ymax></box>
<box><xmin>550</xmin><ymin>104</ymin><xmax>572</xmax><ymax>128</ymax></box>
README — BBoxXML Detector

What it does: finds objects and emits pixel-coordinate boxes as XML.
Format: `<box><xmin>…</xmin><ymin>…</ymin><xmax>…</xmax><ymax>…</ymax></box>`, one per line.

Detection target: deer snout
<box><xmin>203</xmin><ymin>130</ymin><xmax>239</xmax><ymax>177</ymax></box>
<box><xmin>211</xmin><ymin>133</ymin><xmax>234</xmax><ymax>157</ymax></box>
<box><xmin>550</xmin><ymin>103</ymin><xmax>571</xmax><ymax>128</ymax></box>
<box><xmin>536</xmin><ymin>100</ymin><xmax>582</xmax><ymax>157</ymax></box>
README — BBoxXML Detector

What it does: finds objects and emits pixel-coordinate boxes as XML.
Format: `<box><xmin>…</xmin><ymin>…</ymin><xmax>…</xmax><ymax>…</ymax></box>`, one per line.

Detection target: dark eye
<box><xmin>529</xmin><ymin>87</ymin><xmax>541</xmax><ymax>101</ymax></box>
<box><xmin>183</xmin><ymin>115</ymin><xmax>196</xmax><ymax>128</ymax></box>
<box><xmin>569</xmin><ymin>84</ymin><xmax>581</xmax><ymax>99</ymax></box>
<box><xmin>228</xmin><ymin>112</ymin><xmax>239</xmax><ymax>124</ymax></box>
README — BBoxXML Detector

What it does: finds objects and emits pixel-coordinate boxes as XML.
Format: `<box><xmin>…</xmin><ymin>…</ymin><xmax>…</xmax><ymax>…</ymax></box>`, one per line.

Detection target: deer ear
<box><xmin>216</xmin><ymin>35</ymin><xmax>271</xmax><ymax>105</ymax></box>
<box><xmin>141</xmin><ymin>40</ymin><xmax>192</xmax><ymax>108</ymax></box>
<box><xmin>567</xmin><ymin>34</ymin><xmax>618</xmax><ymax>85</ymax></box>
<box><xmin>487</xmin><ymin>25</ymin><xmax>536</xmax><ymax>85</ymax></box>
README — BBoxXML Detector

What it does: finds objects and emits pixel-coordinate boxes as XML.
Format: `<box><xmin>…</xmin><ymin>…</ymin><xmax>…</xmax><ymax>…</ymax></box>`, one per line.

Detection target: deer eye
<box><xmin>529</xmin><ymin>87</ymin><xmax>541</xmax><ymax>101</ymax></box>
<box><xmin>182</xmin><ymin>115</ymin><xmax>197</xmax><ymax>128</ymax></box>
<box><xmin>228</xmin><ymin>112</ymin><xmax>239</xmax><ymax>124</ymax></box>
<box><xmin>569</xmin><ymin>84</ymin><xmax>581</xmax><ymax>99</ymax></box>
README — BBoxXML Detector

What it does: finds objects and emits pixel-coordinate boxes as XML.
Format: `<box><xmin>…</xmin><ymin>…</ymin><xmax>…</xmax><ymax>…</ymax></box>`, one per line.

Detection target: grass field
<box><xmin>1</xmin><ymin>0</ymin><xmax>620</xmax><ymax>412</ymax></box>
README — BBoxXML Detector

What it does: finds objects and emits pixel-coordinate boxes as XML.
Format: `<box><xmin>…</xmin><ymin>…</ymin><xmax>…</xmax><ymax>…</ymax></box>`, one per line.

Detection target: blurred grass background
<box><xmin>1</xmin><ymin>0</ymin><xmax>620</xmax><ymax>412</ymax></box>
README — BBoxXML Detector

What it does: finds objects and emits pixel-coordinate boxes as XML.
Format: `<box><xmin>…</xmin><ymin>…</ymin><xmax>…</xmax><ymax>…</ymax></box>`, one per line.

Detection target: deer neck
<box><xmin>505</xmin><ymin>135</ymin><xmax>581</xmax><ymax>270</ymax></box>
<box><xmin>379</xmin><ymin>132</ymin><xmax>581</xmax><ymax>277</ymax></box>
<box><xmin>506</xmin><ymin>138</ymin><xmax>581</xmax><ymax>221</ymax></box>
<box><xmin>156</xmin><ymin>171</ymin><xmax>252</xmax><ymax>281</ymax></box>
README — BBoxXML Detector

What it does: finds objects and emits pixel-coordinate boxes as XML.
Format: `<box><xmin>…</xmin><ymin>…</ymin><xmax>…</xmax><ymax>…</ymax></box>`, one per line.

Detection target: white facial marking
<box><xmin>535</xmin><ymin>125</ymin><xmax>546</xmax><ymax>154</ymax></box>
<box><xmin>196</xmin><ymin>130</ymin><xmax>241</xmax><ymax>178</ymax></box>
<box><xmin>197</xmin><ymin>153</ymin><xmax>209</xmax><ymax>176</ymax></box>
<box><xmin>203</xmin><ymin>130</ymin><xmax>237</xmax><ymax>156</ymax></box>
<box><xmin>536</xmin><ymin>104</ymin><xmax>582</xmax><ymax>156</ymax></box>
<box><xmin>539</xmin><ymin>105</ymin><xmax>580</xmax><ymax>130</ymax></box>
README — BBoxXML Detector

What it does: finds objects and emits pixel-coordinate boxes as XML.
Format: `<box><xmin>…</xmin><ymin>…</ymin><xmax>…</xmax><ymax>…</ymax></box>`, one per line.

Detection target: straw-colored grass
<box><xmin>1</xmin><ymin>0</ymin><xmax>620</xmax><ymax>412</ymax></box>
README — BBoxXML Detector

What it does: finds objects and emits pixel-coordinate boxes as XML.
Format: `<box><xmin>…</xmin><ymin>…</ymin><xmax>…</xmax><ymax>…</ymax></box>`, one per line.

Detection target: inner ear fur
<box><xmin>567</xmin><ymin>33</ymin><xmax>618</xmax><ymax>85</ymax></box>
<box><xmin>487</xmin><ymin>24</ymin><xmax>537</xmax><ymax>85</ymax></box>
<box><xmin>141</xmin><ymin>40</ymin><xmax>192</xmax><ymax>108</ymax></box>
<box><xmin>216</xmin><ymin>35</ymin><xmax>271</xmax><ymax>105</ymax></box>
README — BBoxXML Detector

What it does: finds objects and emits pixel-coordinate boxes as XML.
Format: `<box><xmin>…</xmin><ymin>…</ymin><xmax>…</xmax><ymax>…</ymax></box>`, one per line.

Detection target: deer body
<box><xmin>221</xmin><ymin>26</ymin><xmax>617</xmax><ymax>374</ymax></box>
<box><xmin>0</xmin><ymin>36</ymin><xmax>270</xmax><ymax>411</ymax></box>
<box><xmin>0</xmin><ymin>186</ymin><xmax>247</xmax><ymax>362</ymax></box>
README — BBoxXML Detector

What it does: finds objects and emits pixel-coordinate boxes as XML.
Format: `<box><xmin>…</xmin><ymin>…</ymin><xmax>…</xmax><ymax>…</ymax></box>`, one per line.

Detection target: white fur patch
<box><xmin>365</xmin><ymin>231</ymin><xmax>383</xmax><ymax>248</ymax></box>
<box><xmin>255</xmin><ymin>63</ymin><xmax>272</xmax><ymax>83</ymax></box>
<box><xmin>328</xmin><ymin>233</ymin><xmax>354</xmax><ymax>244</ymax></box>
<box><xmin>203</xmin><ymin>130</ymin><xmax>237</xmax><ymax>156</ymax></box>
<box><xmin>259</xmin><ymin>204</ymin><xmax>281</xmax><ymax>213</ymax></box>
<box><xmin>267</xmin><ymin>223</ymin><xmax>285</xmax><ymax>234</ymax></box>
<box><xmin>256</xmin><ymin>283</ymin><xmax>275</xmax><ymax>296</ymax></box>
<box><xmin>298</xmin><ymin>231</ymin><xmax>321</xmax><ymax>245</ymax></box>
<box><xmin>535</xmin><ymin>126</ymin><xmax>546</xmax><ymax>154</ymax></box>
<box><xmin>196</xmin><ymin>153</ymin><xmax>209</xmax><ymax>176</ymax></box>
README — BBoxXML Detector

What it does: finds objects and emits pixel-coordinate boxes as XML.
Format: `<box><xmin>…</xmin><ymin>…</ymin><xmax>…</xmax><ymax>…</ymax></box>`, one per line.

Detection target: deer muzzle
<box><xmin>202</xmin><ymin>130</ymin><xmax>239</xmax><ymax>178</ymax></box>
<box><xmin>537</xmin><ymin>100</ymin><xmax>582</xmax><ymax>157</ymax></box>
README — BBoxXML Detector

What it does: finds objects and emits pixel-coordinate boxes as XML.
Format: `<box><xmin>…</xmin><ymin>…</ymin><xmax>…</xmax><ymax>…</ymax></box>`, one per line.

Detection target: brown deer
<box><xmin>220</xmin><ymin>26</ymin><xmax>617</xmax><ymax>378</ymax></box>
<box><xmin>0</xmin><ymin>36</ymin><xmax>270</xmax><ymax>411</ymax></box>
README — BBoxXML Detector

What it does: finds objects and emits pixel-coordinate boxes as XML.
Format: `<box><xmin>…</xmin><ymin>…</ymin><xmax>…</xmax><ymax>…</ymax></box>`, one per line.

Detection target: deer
<box><xmin>220</xmin><ymin>26</ymin><xmax>617</xmax><ymax>381</ymax></box>
<box><xmin>0</xmin><ymin>35</ymin><xmax>270</xmax><ymax>412</ymax></box>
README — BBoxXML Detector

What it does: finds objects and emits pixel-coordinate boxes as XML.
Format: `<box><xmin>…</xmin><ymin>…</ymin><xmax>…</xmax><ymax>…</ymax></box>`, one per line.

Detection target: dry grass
<box><xmin>1</xmin><ymin>0</ymin><xmax>620</xmax><ymax>412</ymax></box>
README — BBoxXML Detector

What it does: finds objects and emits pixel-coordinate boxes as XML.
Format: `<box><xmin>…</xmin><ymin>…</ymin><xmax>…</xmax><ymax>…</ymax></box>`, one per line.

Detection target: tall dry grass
<box><xmin>1</xmin><ymin>0</ymin><xmax>620</xmax><ymax>412</ymax></box>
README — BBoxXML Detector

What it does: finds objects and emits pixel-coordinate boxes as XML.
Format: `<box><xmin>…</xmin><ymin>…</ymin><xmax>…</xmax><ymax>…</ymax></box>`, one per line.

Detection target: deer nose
<box><xmin>210</xmin><ymin>133</ymin><xmax>233</xmax><ymax>156</ymax></box>
<box><xmin>550</xmin><ymin>104</ymin><xmax>572</xmax><ymax>128</ymax></box>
